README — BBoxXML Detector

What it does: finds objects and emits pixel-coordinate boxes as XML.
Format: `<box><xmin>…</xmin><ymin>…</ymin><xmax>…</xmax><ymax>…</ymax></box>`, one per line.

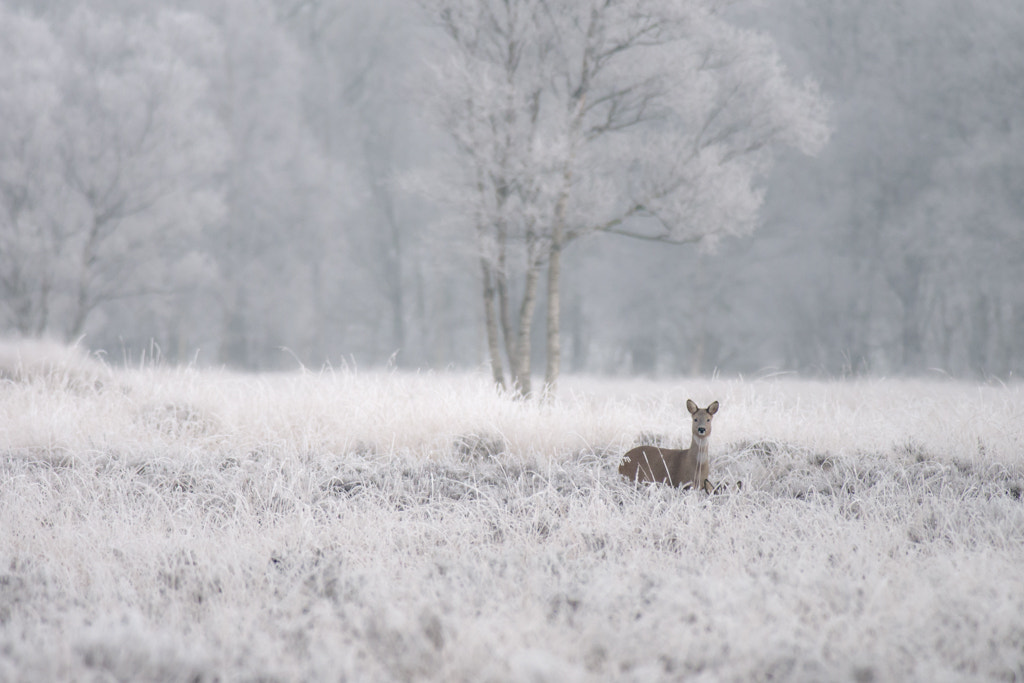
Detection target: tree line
<box><xmin>0</xmin><ymin>0</ymin><xmax>1020</xmax><ymax>380</ymax></box>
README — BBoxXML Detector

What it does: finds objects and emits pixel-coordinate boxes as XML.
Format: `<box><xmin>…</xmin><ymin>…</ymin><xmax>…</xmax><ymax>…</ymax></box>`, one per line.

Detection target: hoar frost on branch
<box><xmin>415</xmin><ymin>0</ymin><xmax>829</xmax><ymax>395</ymax></box>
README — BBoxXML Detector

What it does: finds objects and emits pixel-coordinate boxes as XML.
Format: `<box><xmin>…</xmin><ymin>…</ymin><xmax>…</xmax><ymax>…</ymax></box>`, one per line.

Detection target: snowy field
<box><xmin>1</xmin><ymin>345</ymin><xmax>1023</xmax><ymax>682</ymax></box>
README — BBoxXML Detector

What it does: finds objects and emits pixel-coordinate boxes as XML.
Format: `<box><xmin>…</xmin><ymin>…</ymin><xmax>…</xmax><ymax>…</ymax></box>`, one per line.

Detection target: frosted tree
<box><xmin>0</xmin><ymin>8</ymin><xmax>227</xmax><ymax>341</ymax></box>
<box><xmin>58</xmin><ymin>9</ymin><xmax>227</xmax><ymax>340</ymax></box>
<box><xmin>761</xmin><ymin>0</ymin><xmax>1024</xmax><ymax>375</ymax></box>
<box><xmin>420</xmin><ymin>0</ymin><xmax>829</xmax><ymax>393</ymax></box>
<box><xmin>539</xmin><ymin>1</ymin><xmax>830</xmax><ymax>393</ymax></box>
<box><xmin>275</xmin><ymin>0</ymin><xmax>384</xmax><ymax>364</ymax></box>
<box><xmin>279</xmin><ymin>0</ymin><xmax>430</xmax><ymax>367</ymax></box>
<box><xmin>876</xmin><ymin>0</ymin><xmax>1024</xmax><ymax>374</ymax></box>
<box><xmin>0</xmin><ymin>10</ymin><xmax>63</xmax><ymax>335</ymax></box>
<box><xmin>416</xmin><ymin>0</ymin><xmax>559</xmax><ymax>393</ymax></box>
<box><xmin>192</xmin><ymin>0</ymin><xmax>339</xmax><ymax>367</ymax></box>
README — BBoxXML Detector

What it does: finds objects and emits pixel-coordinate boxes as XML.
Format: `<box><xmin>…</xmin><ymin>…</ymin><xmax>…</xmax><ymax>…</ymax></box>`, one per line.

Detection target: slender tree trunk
<box><xmin>543</xmin><ymin>240</ymin><xmax>562</xmax><ymax>397</ymax></box>
<box><xmin>68</xmin><ymin>217</ymin><xmax>103</xmax><ymax>340</ymax></box>
<box><xmin>480</xmin><ymin>256</ymin><xmax>506</xmax><ymax>389</ymax></box>
<box><xmin>1011</xmin><ymin>302</ymin><xmax>1024</xmax><ymax>376</ymax></box>
<box><xmin>512</xmin><ymin>248</ymin><xmax>543</xmax><ymax>397</ymax></box>
<box><xmin>308</xmin><ymin>258</ymin><xmax>322</xmax><ymax>362</ymax></box>
<box><xmin>568</xmin><ymin>288</ymin><xmax>588</xmax><ymax>373</ymax></box>
<box><xmin>969</xmin><ymin>292</ymin><xmax>991</xmax><ymax>376</ymax></box>
<box><xmin>495</xmin><ymin>226</ymin><xmax>519</xmax><ymax>382</ymax></box>
<box><xmin>543</xmin><ymin>125</ymin><xmax>580</xmax><ymax>398</ymax></box>
<box><xmin>414</xmin><ymin>257</ymin><xmax>429</xmax><ymax>367</ymax></box>
<box><xmin>33</xmin><ymin>266</ymin><xmax>53</xmax><ymax>337</ymax></box>
<box><xmin>385</xmin><ymin>198</ymin><xmax>406</xmax><ymax>366</ymax></box>
<box><xmin>542</xmin><ymin>50</ymin><xmax>588</xmax><ymax>398</ymax></box>
<box><xmin>387</xmin><ymin>255</ymin><xmax>406</xmax><ymax>366</ymax></box>
<box><xmin>544</xmin><ymin>200</ymin><xmax>567</xmax><ymax>398</ymax></box>
<box><xmin>890</xmin><ymin>254</ymin><xmax>926</xmax><ymax>373</ymax></box>
<box><xmin>472</xmin><ymin>132</ymin><xmax>506</xmax><ymax>387</ymax></box>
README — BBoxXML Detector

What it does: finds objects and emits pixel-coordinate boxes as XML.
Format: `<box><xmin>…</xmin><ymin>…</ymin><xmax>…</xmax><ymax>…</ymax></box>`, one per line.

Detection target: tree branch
<box><xmin>598</xmin><ymin>224</ymin><xmax>704</xmax><ymax>244</ymax></box>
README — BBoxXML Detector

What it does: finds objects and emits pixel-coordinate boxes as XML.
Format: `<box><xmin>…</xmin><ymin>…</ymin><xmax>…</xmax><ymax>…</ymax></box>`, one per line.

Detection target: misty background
<box><xmin>0</xmin><ymin>0</ymin><xmax>1021</xmax><ymax>380</ymax></box>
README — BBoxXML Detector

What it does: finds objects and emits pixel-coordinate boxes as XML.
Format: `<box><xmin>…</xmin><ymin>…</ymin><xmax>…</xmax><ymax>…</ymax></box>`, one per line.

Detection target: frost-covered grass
<box><xmin>1</xmin><ymin>351</ymin><xmax>1023</xmax><ymax>682</ymax></box>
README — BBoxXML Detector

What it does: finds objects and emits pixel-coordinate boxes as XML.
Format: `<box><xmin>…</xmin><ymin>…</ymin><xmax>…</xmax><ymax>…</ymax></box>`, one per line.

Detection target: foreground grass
<box><xmin>1</xmin><ymin>356</ymin><xmax>1023</xmax><ymax>681</ymax></box>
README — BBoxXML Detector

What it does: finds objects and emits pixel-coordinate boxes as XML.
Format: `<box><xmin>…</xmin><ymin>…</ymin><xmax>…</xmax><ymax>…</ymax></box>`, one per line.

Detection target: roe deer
<box><xmin>619</xmin><ymin>399</ymin><xmax>720</xmax><ymax>492</ymax></box>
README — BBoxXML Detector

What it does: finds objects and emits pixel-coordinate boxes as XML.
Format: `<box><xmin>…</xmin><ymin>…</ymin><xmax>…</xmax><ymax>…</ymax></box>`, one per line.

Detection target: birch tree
<box><xmin>420</xmin><ymin>0</ymin><xmax>829</xmax><ymax>393</ymax></box>
<box><xmin>536</xmin><ymin>0</ymin><xmax>829</xmax><ymax>393</ymax></box>
<box><xmin>417</xmin><ymin>0</ymin><xmax>557</xmax><ymax>394</ymax></box>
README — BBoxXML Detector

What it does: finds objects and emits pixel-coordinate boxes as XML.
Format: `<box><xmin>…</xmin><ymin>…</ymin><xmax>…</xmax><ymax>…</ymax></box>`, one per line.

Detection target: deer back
<box><xmin>619</xmin><ymin>445</ymin><xmax>702</xmax><ymax>488</ymax></box>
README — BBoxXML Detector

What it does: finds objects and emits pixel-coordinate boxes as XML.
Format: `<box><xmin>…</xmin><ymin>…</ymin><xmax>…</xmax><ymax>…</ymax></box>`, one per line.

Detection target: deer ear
<box><xmin>707</xmin><ymin>401</ymin><xmax>719</xmax><ymax>415</ymax></box>
<box><xmin>686</xmin><ymin>399</ymin><xmax>698</xmax><ymax>415</ymax></box>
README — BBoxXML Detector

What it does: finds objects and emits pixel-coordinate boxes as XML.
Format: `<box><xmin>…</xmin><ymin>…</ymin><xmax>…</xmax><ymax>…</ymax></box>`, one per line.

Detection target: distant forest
<box><xmin>1</xmin><ymin>0</ymin><xmax>1021</xmax><ymax>379</ymax></box>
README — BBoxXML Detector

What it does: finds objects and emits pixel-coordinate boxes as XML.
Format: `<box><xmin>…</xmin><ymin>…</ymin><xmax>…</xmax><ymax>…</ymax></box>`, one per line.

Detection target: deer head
<box><xmin>687</xmin><ymin>399</ymin><xmax>719</xmax><ymax>439</ymax></box>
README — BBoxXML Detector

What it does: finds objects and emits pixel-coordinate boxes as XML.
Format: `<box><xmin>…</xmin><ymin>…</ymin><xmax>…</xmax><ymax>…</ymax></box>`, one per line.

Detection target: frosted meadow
<box><xmin>1</xmin><ymin>346</ymin><xmax>1023</xmax><ymax>682</ymax></box>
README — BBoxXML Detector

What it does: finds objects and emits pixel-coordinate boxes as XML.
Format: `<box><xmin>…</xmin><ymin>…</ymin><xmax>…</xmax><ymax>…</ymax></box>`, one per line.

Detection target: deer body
<box><xmin>619</xmin><ymin>400</ymin><xmax>719</xmax><ymax>491</ymax></box>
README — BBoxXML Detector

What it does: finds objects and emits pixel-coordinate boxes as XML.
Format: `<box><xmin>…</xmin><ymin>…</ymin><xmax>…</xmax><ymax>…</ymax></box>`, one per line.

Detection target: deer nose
<box><xmin>697</xmin><ymin>427</ymin><xmax>706</xmax><ymax>435</ymax></box>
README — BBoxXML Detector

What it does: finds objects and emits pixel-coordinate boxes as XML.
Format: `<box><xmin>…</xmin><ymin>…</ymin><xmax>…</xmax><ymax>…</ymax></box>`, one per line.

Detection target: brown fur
<box><xmin>619</xmin><ymin>399</ymin><xmax>719</xmax><ymax>491</ymax></box>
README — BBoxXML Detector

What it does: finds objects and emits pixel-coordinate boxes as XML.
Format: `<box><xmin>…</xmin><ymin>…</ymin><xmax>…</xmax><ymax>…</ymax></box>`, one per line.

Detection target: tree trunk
<box><xmin>511</xmin><ymin>249</ymin><xmax>543</xmax><ymax>397</ymax></box>
<box><xmin>414</xmin><ymin>262</ymin><xmax>428</xmax><ymax>367</ymax></box>
<box><xmin>568</xmin><ymin>288</ymin><xmax>588</xmax><ymax>373</ymax></box>
<box><xmin>1011</xmin><ymin>302</ymin><xmax>1024</xmax><ymax>376</ymax></box>
<box><xmin>543</xmin><ymin>215</ymin><xmax>564</xmax><ymax>399</ymax></box>
<box><xmin>543</xmin><ymin>135</ymin><xmax>579</xmax><ymax>398</ymax></box>
<box><xmin>68</xmin><ymin>218</ymin><xmax>102</xmax><ymax>340</ymax></box>
<box><xmin>542</xmin><ymin>61</ymin><xmax>588</xmax><ymax>398</ymax></box>
<box><xmin>899</xmin><ymin>297</ymin><xmax>924</xmax><ymax>372</ymax></box>
<box><xmin>495</xmin><ymin>227</ymin><xmax>519</xmax><ymax>383</ymax></box>
<box><xmin>307</xmin><ymin>257</ymin><xmax>322</xmax><ymax>363</ymax></box>
<box><xmin>887</xmin><ymin>253</ymin><xmax>926</xmax><ymax>373</ymax></box>
<box><xmin>386</xmin><ymin>205</ymin><xmax>406</xmax><ymax>366</ymax></box>
<box><xmin>968</xmin><ymin>292</ymin><xmax>991</xmax><ymax>376</ymax></box>
<box><xmin>480</xmin><ymin>256</ymin><xmax>506</xmax><ymax>389</ymax></box>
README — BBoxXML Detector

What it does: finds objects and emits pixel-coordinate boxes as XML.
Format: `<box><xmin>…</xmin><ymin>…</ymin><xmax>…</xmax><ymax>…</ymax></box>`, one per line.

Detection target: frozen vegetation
<box><xmin>1</xmin><ymin>345</ymin><xmax>1023</xmax><ymax>682</ymax></box>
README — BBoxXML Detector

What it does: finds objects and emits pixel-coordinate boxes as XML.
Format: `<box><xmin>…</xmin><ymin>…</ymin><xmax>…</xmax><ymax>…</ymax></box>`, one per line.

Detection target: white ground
<box><xmin>1</xmin><ymin>348</ymin><xmax>1022</xmax><ymax>681</ymax></box>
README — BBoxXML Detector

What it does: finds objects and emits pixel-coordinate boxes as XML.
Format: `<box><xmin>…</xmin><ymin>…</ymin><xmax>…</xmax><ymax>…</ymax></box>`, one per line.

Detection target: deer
<box><xmin>619</xmin><ymin>399</ymin><xmax>721</xmax><ymax>492</ymax></box>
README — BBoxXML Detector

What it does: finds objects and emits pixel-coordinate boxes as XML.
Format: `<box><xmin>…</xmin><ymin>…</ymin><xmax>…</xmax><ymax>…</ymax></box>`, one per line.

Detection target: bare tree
<box><xmin>416</xmin><ymin>0</ymin><xmax>557</xmax><ymax>394</ymax></box>
<box><xmin>537</xmin><ymin>0</ymin><xmax>830</xmax><ymax>394</ymax></box>
<box><xmin>761</xmin><ymin>0</ymin><xmax>1024</xmax><ymax>376</ymax></box>
<box><xmin>0</xmin><ymin>10</ymin><xmax>63</xmax><ymax>336</ymax></box>
<box><xmin>0</xmin><ymin>7</ymin><xmax>227</xmax><ymax>341</ymax></box>
<box><xmin>420</xmin><ymin>0</ymin><xmax>829</xmax><ymax>393</ymax></box>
